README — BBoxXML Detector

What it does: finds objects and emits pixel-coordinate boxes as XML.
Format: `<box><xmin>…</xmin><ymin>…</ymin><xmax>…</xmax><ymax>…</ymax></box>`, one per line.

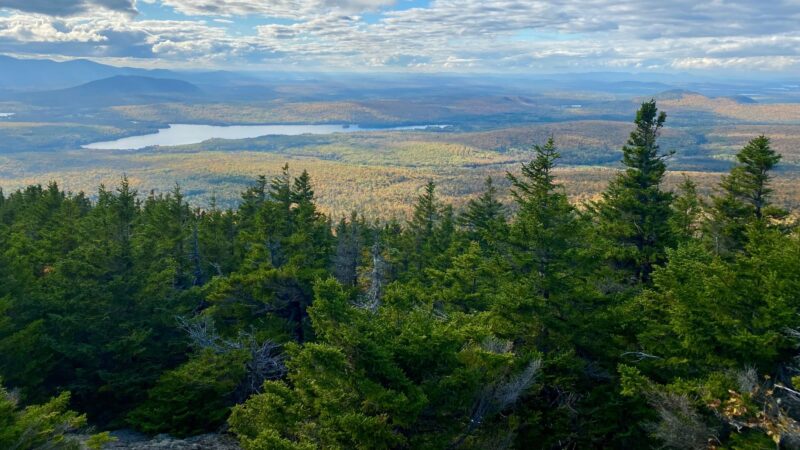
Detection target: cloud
<box><xmin>154</xmin><ymin>0</ymin><xmax>395</xmax><ymax>19</ymax></box>
<box><xmin>0</xmin><ymin>11</ymin><xmax>272</xmax><ymax>63</ymax></box>
<box><xmin>1</xmin><ymin>0</ymin><xmax>800</xmax><ymax>73</ymax></box>
<box><xmin>244</xmin><ymin>0</ymin><xmax>800</xmax><ymax>72</ymax></box>
<box><xmin>671</xmin><ymin>56</ymin><xmax>800</xmax><ymax>71</ymax></box>
<box><xmin>0</xmin><ymin>13</ymin><xmax>107</xmax><ymax>42</ymax></box>
<box><xmin>0</xmin><ymin>0</ymin><xmax>137</xmax><ymax>17</ymax></box>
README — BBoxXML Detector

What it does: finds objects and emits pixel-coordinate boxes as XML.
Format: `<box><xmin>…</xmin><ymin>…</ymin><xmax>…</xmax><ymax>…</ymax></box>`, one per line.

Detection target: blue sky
<box><xmin>0</xmin><ymin>0</ymin><xmax>799</xmax><ymax>74</ymax></box>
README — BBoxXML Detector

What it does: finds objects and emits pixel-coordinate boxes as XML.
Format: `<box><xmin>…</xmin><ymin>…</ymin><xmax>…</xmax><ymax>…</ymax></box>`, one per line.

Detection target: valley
<box><xmin>1</xmin><ymin>57</ymin><xmax>799</xmax><ymax>218</ymax></box>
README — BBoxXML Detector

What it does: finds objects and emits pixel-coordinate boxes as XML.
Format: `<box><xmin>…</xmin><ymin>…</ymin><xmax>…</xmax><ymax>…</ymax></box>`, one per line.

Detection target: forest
<box><xmin>1</xmin><ymin>100</ymin><xmax>799</xmax><ymax>449</ymax></box>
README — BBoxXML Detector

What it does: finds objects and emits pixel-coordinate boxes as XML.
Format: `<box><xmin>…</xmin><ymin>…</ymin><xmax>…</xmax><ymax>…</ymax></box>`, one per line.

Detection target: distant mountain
<box><xmin>19</xmin><ymin>76</ymin><xmax>203</xmax><ymax>107</ymax></box>
<box><xmin>0</xmin><ymin>55</ymin><xmax>182</xmax><ymax>91</ymax></box>
<box><xmin>652</xmin><ymin>90</ymin><xmax>760</xmax><ymax>105</ymax></box>
<box><xmin>604</xmin><ymin>80</ymin><xmax>674</xmax><ymax>92</ymax></box>
<box><xmin>653</xmin><ymin>89</ymin><xmax>701</xmax><ymax>100</ymax></box>
<box><xmin>531</xmin><ymin>71</ymin><xmax>710</xmax><ymax>84</ymax></box>
<box><xmin>727</xmin><ymin>94</ymin><xmax>758</xmax><ymax>104</ymax></box>
<box><xmin>0</xmin><ymin>55</ymin><xmax>258</xmax><ymax>93</ymax></box>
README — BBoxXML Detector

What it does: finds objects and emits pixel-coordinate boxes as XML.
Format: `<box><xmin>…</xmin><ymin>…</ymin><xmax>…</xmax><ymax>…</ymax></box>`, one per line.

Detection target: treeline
<box><xmin>1</xmin><ymin>101</ymin><xmax>799</xmax><ymax>449</ymax></box>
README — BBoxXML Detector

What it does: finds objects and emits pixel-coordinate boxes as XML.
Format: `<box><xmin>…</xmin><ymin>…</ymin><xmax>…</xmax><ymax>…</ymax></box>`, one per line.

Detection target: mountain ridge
<box><xmin>17</xmin><ymin>75</ymin><xmax>203</xmax><ymax>107</ymax></box>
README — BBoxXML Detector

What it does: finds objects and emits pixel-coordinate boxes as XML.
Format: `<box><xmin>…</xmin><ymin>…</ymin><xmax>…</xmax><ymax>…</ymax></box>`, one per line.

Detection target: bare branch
<box><xmin>237</xmin><ymin>333</ymin><xmax>287</xmax><ymax>399</ymax></box>
<box><xmin>356</xmin><ymin>241</ymin><xmax>386</xmax><ymax>313</ymax></box>
<box><xmin>646</xmin><ymin>392</ymin><xmax>718</xmax><ymax>450</ymax></box>
<box><xmin>451</xmin><ymin>358</ymin><xmax>542</xmax><ymax>449</ymax></box>
<box><xmin>177</xmin><ymin>316</ymin><xmax>286</xmax><ymax>400</ymax></box>
<box><xmin>735</xmin><ymin>366</ymin><xmax>758</xmax><ymax>394</ymax></box>
<box><xmin>481</xmin><ymin>337</ymin><xmax>513</xmax><ymax>354</ymax></box>
<box><xmin>209</xmin><ymin>262</ymin><xmax>224</xmax><ymax>277</ymax></box>
<box><xmin>621</xmin><ymin>351</ymin><xmax>663</xmax><ymax>362</ymax></box>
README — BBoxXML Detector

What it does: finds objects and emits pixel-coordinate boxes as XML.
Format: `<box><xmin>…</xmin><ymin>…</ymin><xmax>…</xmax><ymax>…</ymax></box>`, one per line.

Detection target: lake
<box><xmin>84</xmin><ymin>123</ymin><xmax>442</xmax><ymax>150</ymax></box>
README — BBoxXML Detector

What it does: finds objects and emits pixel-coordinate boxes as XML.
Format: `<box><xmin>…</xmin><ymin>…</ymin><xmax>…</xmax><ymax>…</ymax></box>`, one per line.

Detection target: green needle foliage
<box><xmin>592</xmin><ymin>100</ymin><xmax>674</xmax><ymax>284</ymax></box>
<box><xmin>708</xmin><ymin>135</ymin><xmax>787</xmax><ymax>255</ymax></box>
<box><xmin>0</xmin><ymin>382</ymin><xmax>114</xmax><ymax>450</ymax></box>
<box><xmin>1</xmin><ymin>103</ymin><xmax>799</xmax><ymax>448</ymax></box>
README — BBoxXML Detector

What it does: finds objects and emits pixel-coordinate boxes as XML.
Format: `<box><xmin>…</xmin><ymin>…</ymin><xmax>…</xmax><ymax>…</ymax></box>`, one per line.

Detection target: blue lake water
<box><xmin>84</xmin><ymin>123</ymin><xmax>441</xmax><ymax>150</ymax></box>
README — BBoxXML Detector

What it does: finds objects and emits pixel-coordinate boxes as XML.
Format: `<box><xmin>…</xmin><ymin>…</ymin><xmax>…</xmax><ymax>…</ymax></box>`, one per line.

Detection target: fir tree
<box><xmin>332</xmin><ymin>213</ymin><xmax>364</xmax><ymax>287</ymax></box>
<box><xmin>406</xmin><ymin>181</ymin><xmax>452</xmax><ymax>273</ymax></box>
<box><xmin>708</xmin><ymin>135</ymin><xmax>785</xmax><ymax>254</ymax></box>
<box><xmin>669</xmin><ymin>176</ymin><xmax>703</xmax><ymax>242</ymax></box>
<box><xmin>459</xmin><ymin>176</ymin><xmax>507</xmax><ymax>247</ymax></box>
<box><xmin>593</xmin><ymin>100</ymin><xmax>673</xmax><ymax>284</ymax></box>
<box><xmin>507</xmin><ymin>137</ymin><xmax>580</xmax><ymax>299</ymax></box>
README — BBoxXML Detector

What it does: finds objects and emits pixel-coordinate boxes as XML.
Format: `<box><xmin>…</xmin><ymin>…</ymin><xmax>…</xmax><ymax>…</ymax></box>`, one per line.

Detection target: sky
<box><xmin>0</xmin><ymin>0</ymin><xmax>799</xmax><ymax>74</ymax></box>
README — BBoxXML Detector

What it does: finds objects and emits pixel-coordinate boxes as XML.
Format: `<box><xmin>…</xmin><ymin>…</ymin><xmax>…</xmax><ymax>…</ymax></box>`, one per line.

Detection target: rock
<box><xmin>80</xmin><ymin>430</ymin><xmax>240</xmax><ymax>450</ymax></box>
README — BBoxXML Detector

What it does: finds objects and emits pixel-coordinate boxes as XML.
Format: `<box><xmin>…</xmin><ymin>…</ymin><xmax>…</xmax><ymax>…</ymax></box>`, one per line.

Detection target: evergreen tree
<box><xmin>138</xmin><ymin>184</ymin><xmax>194</xmax><ymax>289</ymax></box>
<box><xmin>0</xmin><ymin>382</ymin><xmax>113</xmax><ymax>449</ymax></box>
<box><xmin>404</xmin><ymin>181</ymin><xmax>453</xmax><ymax>275</ymax></box>
<box><xmin>410</xmin><ymin>181</ymin><xmax>439</xmax><ymax>244</ymax></box>
<box><xmin>669</xmin><ymin>176</ymin><xmax>703</xmax><ymax>243</ymax></box>
<box><xmin>708</xmin><ymin>135</ymin><xmax>785</xmax><ymax>254</ymax></box>
<box><xmin>593</xmin><ymin>100</ymin><xmax>674</xmax><ymax>284</ymax></box>
<box><xmin>332</xmin><ymin>213</ymin><xmax>365</xmax><ymax>287</ymax></box>
<box><xmin>291</xmin><ymin>169</ymin><xmax>315</xmax><ymax>205</ymax></box>
<box><xmin>197</xmin><ymin>203</ymin><xmax>237</xmax><ymax>278</ymax></box>
<box><xmin>207</xmin><ymin>169</ymin><xmax>333</xmax><ymax>343</ymax></box>
<box><xmin>1</xmin><ymin>107</ymin><xmax>799</xmax><ymax>448</ymax></box>
<box><xmin>506</xmin><ymin>137</ymin><xmax>581</xmax><ymax>299</ymax></box>
<box><xmin>229</xmin><ymin>278</ymin><xmax>539</xmax><ymax>449</ymax></box>
<box><xmin>459</xmin><ymin>176</ymin><xmax>507</xmax><ymax>248</ymax></box>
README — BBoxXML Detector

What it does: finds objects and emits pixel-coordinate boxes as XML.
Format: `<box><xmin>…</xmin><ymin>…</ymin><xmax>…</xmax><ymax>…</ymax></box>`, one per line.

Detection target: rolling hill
<box><xmin>18</xmin><ymin>76</ymin><xmax>204</xmax><ymax>107</ymax></box>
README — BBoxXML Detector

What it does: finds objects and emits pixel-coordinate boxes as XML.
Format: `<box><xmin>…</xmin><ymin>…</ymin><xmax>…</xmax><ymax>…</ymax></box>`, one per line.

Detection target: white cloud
<box><xmin>1</xmin><ymin>0</ymin><xmax>800</xmax><ymax>73</ymax></box>
<box><xmin>671</xmin><ymin>56</ymin><xmax>800</xmax><ymax>71</ymax></box>
<box><xmin>0</xmin><ymin>11</ymin><xmax>272</xmax><ymax>63</ymax></box>
<box><xmin>0</xmin><ymin>0</ymin><xmax>137</xmax><ymax>16</ymax></box>
<box><xmin>154</xmin><ymin>0</ymin><xmax>395</xmax><ymax>19</ymax></box>
<box><xmin>0</xmin><ymin>13</ymin><xmax>107</xmax><ymax>42</ymax></box>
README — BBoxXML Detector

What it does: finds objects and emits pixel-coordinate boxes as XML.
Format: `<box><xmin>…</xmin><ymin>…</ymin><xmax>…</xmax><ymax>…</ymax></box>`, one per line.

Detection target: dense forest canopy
<box><xmin>1</xmin><ymin>101</ymin><xmax>799</xmax><ymax>449</ymax></box>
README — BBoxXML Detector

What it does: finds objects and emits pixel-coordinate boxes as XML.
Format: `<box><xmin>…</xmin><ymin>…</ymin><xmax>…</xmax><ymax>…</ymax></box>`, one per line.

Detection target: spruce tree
<box><xmin>410</xmin><ymin>181</ymin><xmax>439</xmax><ymax>239</ymax></box>
<box><xmin>593</xmin><ymin>100</ymin><xmax>673</xmax><ymax>284</ymax></box>
<box><xmin>459</xmin><ymin>176</ymin><xmax>507</xmax><ymax>247</ymax></box>
<box><xmin>669</xmin><ymin>176</ymin><xmax>703</xmax><ymax>243</ymax></box>
<box><xmin>291</xmin><ymin>169</ymin><xmax>315</xmax><ymax>205</ymax></box>
<box><xmin>407</xmin><ymin>181</ymin><xmax>444</xmax><ymax>272</ymax></box>
<box><xmin>269</xmin><ymin>164</ymin><xmax>293</xmax><ymax>208</ymax></box>
<box><xmin>332</xmin><ymin>213</ymin><xmax>364</xmax><ymax>287</ymax></box>
<box><xmin>507</xmin><ymin>137</ymin><xmax>580</xmax><ymax>299</ymax></box>
<box><xmin>708</xmin><ymin>135</ymin><xmax>785</xmax><ymax>254</ymax></box>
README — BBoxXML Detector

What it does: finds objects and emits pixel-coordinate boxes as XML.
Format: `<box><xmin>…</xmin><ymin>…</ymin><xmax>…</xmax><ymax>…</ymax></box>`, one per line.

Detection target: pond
<box><xmin>84</xmin><ymin>123</ymin><xmax>442</xmax><ymax>150</ymax></box>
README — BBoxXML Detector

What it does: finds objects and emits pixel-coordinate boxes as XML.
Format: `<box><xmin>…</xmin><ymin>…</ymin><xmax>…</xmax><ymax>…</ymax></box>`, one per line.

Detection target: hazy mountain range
<box><xmin>16</xmin><ymin>76</ymin><xmax>202</xmax><ymax>107</ymax></box>
<box><xmin>2</xmin><ymin>55</ymin><xmax>798</xmax><ymax>106</ymax></box>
